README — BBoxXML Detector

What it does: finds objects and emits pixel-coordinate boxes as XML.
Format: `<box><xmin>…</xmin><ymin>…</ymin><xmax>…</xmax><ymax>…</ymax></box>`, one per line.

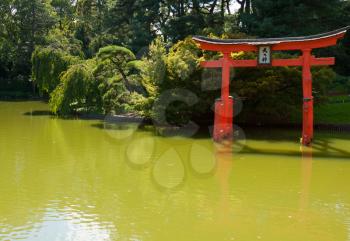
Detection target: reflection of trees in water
<box><xmin>0</xmin><ymin>113</ymin><xmax>126</xmax><ymax>239</ymax></box>
<box><xmin>0</xmin><ymin>103</ymin><xmax>57</xmax><ymax>234</ymax></box>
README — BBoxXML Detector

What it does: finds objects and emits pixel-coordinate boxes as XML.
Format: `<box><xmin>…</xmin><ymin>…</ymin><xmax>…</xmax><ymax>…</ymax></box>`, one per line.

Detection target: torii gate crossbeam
<box><xmin>193</xmin><ymin>26</ymin><xmax>349</xmax><ymax>145</ymax></box>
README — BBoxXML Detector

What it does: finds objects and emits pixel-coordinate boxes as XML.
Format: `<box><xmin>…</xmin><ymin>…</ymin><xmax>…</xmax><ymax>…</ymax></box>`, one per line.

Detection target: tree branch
<box><xmin>210</xmin><ymin>0</ymin><xmax>218</xmax><ymax>14</ymax></box>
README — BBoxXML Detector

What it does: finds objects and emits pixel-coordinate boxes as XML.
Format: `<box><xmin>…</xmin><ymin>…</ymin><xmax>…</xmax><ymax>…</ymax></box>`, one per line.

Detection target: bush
<box><xmin>151</xmin><ymin>37</ymin><xmax>213</xmax><ymax>125</ymax></box>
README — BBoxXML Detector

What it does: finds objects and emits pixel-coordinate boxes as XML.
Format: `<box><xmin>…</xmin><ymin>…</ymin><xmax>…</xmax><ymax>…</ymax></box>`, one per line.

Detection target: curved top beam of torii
<box><xmin>193</xmin><ymin>26</ymin><xmax>350</xmax><ymax>52</ymax></box>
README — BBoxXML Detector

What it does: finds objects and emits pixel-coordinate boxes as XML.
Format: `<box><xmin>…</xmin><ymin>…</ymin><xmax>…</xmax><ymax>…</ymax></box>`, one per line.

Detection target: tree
<box><xmin>237</xmin><ymin>0</ymin><xmax>349</xmax><ymax>37</ymax></box>
<box><xmin>74</xmin><ymin>0</ymin><xmax>108</xmax><ymax>56</ymax></box>
<box><xmin>49</xmin><ymin>61</ymin><xmax>96</xmax><ymax>114</ymax></box>
<box><xmin>31</xmin><ymin>47</ymin><xmax>80</xmax><ymax>96</ymax></box>
<box><xmin>12</xmin><ymin>0</ymin><xmax>55</xmax><ymax>62</ymax></box>
<box><xmin>103</xmin><ymin>0</ymin><xmax>159</xmax><ymax>51</ymax></box>
<box><xmin>141</xmin><ymin>37</ymin><xmax>167</xmax><ymax>96</ymax></box>
<box><xmin>0</xmin><ymin>0</ymin><xmax>55</xmax><ymax>92</ymax></box>
<box><xmin>97</xmin><ymin>45</ymin><xmax>136</xmax><ymax>92</ymax></box>
<box><xmin>51</xmin><ymin>0</ymin><xmax>74</xmax><ymax>29</ymax></box>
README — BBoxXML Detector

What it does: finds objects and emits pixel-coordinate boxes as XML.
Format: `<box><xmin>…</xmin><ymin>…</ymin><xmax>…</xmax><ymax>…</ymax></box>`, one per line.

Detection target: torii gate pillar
<box><xmin>213</xmin><ymin>53</ymin><xmax>234</xmax><ymax>141</ymax></box>
<box><xmin>302</xmin><ymin>49</ymin><xmax>314</xmax><ymax>145</ymax></box>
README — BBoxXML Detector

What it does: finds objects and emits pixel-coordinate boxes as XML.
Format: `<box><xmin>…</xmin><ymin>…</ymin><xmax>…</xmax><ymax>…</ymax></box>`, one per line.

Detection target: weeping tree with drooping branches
<box><xmin>31</xmin><ymin>47</ymin><xmax>81</xmax><ymax>96</ymax></box>
<box><xmin>49</xmin><ymin>59</ymin><xmax>101</xmax><ymax>115</ymax></box>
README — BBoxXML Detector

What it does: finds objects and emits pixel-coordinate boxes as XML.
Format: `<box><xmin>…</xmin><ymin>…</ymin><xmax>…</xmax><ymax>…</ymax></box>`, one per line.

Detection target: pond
<box><xmin>0</xmin><ymin>101</ymin><xmax>349</xmax><ymax>241</ymax></box>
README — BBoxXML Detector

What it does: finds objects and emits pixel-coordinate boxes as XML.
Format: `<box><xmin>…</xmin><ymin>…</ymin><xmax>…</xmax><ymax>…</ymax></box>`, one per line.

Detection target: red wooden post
<box><xmin>213</xmin><ymin>53</ymin><xmax>234</xmax><ymax>141</ymax></box>
<box><xmin>221</xmin><ymin>53</ymin><xmax>231</xmax><ymax>101</ymax></box>
<box><xmin>302</xmin><ymin>49</ymin><xmax>314</xmax><ymax>145</ymax></box>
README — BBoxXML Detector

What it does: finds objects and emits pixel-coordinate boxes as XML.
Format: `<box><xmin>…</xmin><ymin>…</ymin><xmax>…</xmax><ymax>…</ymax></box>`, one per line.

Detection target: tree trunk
<box><xmin>245</xmin><ymin>0</ymin><xmax>251</xmax><ymax>14</ymax></box>
<box><xmin>192</xmin><ymin>0</ymin><xmax>200</xmax><ymax>13</ymax></box>
<box><xmin>210</xmin><ymin>0</ymin><xmax>218</xmax><ymax>14</ymax></box>
<box><xmin>221</xmin><ymin>0</ymin><xmax>225</xmax><ymax>22</ymax></box>
<box><xmin>226</xmin><ymin>0</ymin><xmax>231</xmax><ymax>14</ymax></box>
<box><xmin>116</xmin><ymin>65</ymin><xmax>133</xmax><ymax>92</ymax></box>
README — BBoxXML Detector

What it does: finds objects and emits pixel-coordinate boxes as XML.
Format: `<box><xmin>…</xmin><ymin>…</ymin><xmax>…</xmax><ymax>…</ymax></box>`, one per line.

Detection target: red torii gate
<box><xmin>193</xmin><ymin>26</ymin><xmax>349</xmax><ymax>145</ymax></box>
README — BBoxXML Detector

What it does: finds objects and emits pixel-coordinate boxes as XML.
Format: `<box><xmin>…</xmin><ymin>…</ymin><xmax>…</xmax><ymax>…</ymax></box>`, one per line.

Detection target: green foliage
<box><xmin>99</xmin><ymin>79</ymin><xmax>149</xmax><ymax>116</ymax></box>
<box><xmin>0</xmin><ymin>38</ymin><xmax>22</xmax><ymax>91</ymax></box>
<box><xmin>51</xmin><ymin>0</ymin><xmax>74</xmax><ymax>27</ymax></box>
<box><xmin>166</xmin><ymin>38</ymin><xmax>201</xmax><ymax>82</ymax></box>
<box><xmin>328</xmin><ymin>75</ymin><xmax>350</xmax><ymax>95</ymax></box>
<box><xmin>97</xmin><ymin>45</ymin><xmax>135</xmax><ymax>64</ymax></box>
<box><xmin>312</xmin><ymin>67</ymin><xmax>337</xmax><ymax>98</ymax></box>
<box><xmin>45</xmin><ymin>29</ymin><xmax>85</xmax><ymax>57</ymax></box>
<box><xmin>0</xmin><ymin>0</ymin><xmax>55</xmax><ymax>91</ymax></box>
<box><xmin>31</xmin><ymin>47</ymin><xmax>80</xmax><ymax>96</ymax></box>
<box><xmin>94</xmin><ymin>45</ymin><xmax>151</xmax><ymax>116</ymax></box>
<box><xmin>239</xmin><ymin>0</ymin><xmax>348</xmax><ymax>37</ymax></box>
<box><xmin>152</xmin><ymin>37</ymin><xmax>211</xmax><ymax>125</ymax></box>
<box><xmin>315</xmin><ymin>102</ymin><xmax>350</xmax><ymax>124</ymax></box>
<box><xmin>141</xmin><ymin>37</ymin><xmax>167</xmax><ymax>96</ymax></box>
<box><xmin>88</xmin><ymin>34</ymin><xmax>121</xmax><ymax>56</ymax></box>
<box><xmin>100</xmin><ymin>85</ymin><xmax>127</xmax><ymax>114</ymax></box>
<box><xmin>49</xmin><ymin>60</ymin><xmax>99</xmax><ymax>115</ymax></box>
<box><xmin>97</xmin><ymin>45</ymin><xmax>136</xmax><ymax>92</ymax></box>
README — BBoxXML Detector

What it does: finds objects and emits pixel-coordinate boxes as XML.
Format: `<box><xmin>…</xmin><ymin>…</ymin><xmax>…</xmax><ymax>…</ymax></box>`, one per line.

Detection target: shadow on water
<box><xmin>22</xmin><ymin>111</ymin><xmax>79</xmax><ymax>120</ymax></box>
<box><xmin>91</xmin><ymin>122</ymin><xmax>153</xmax><ymax>132</ymax></box>
<box><xmin>22</xmin><ymin>110</ymin><xmax>106</xmax><ymax>121</ymax></box>
<box><xmin>91</xmin><ymin>123</ymin><xmax>131</xmax><ymax>130</ymax></box>
<box><xmin>90</xmin><ymin>118</ymin><xmax>350</xmax><ymax>160</ymax></box>
<box><xmin>23</xmin><ymin>110</ymin><xmax>53</xmax><ymax>116</ymax></box>
<box><xmin>238</xmin><ymin>138</ymin><xmax>350</xmax><ymax>160</ymax></box>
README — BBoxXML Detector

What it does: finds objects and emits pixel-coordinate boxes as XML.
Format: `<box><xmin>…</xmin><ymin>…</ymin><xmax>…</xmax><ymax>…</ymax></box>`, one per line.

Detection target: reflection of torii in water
<box><xmin>190</xmin><ymin>141</ymin><xmax>347</xmax><ymax>240</ymax></box>
<box><xmin>214</xmin><ymin>144</ymin><xmax>324</xmax><ymax>238</ymax></box>
<box><xmin>299</xmin><ymin>146</ymin><xmax>313</xmax><ymax>211</ymax></box>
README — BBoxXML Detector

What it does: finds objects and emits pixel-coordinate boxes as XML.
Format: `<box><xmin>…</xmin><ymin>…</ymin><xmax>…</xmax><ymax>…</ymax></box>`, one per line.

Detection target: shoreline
<box><xmin>3</xmin><ymin>98</ymin><xmax>350</xmax><ymax>133</ymax></box>
<box><xmin>80</xmin><ymin>113</ymin><xmax>350</xmax><ymax>133</ymax></box>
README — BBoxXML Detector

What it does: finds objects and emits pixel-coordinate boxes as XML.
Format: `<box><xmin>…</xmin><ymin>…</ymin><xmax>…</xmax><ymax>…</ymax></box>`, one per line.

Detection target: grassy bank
<box><xmin>290</xmin><ymin>95</ymin><xmax>350</xmax><ymax>125</ymax></box>
<box><xmin>315</xmin><ymin>101</ymin><xmax>350</xmax><ymax>124</ymax></box>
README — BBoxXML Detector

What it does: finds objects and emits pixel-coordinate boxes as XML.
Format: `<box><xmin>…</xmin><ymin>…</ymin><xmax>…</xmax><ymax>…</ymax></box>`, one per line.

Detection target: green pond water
<box><xmin>0</xmin><ymin>101</ymin><xmax>350</xmax><ymax>241</ymax></box>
